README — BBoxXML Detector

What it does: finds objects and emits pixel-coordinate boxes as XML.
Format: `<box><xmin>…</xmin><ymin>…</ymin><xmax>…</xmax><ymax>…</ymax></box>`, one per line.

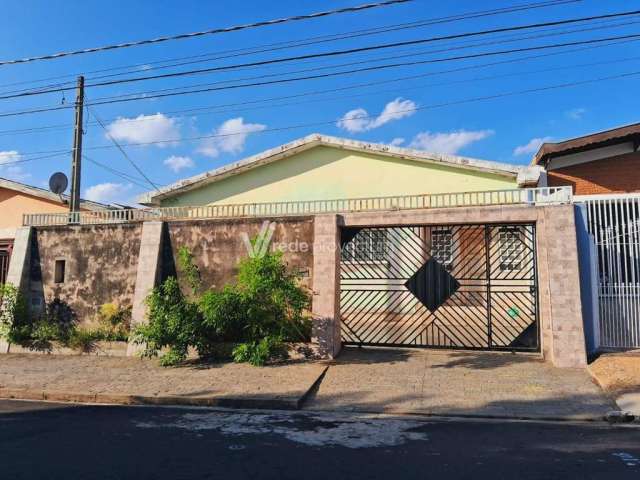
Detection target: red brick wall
<box><xmin>546</xmin><ymin>151</ymin><xmax>640</xmax><ymax>195</ymax></box>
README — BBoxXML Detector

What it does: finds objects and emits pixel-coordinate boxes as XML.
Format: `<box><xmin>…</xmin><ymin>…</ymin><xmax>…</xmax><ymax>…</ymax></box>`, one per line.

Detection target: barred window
<box><xmin>343</xmin><ymin>230</ymin><xmax>388</xmax><ymax>262</ymax></box>
<box><xmin>431</xmin><ymin>229</ymin><xmax>453</xmax><ymax>265</ymax></box>
<box><xmin>499</xmin><ymin>227</ymin><xmax>524</xmax><ymax>271</ymax></box>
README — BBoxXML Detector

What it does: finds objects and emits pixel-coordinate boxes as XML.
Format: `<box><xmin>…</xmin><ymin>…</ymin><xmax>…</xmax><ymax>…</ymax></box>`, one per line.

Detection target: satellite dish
<box><xmin>49</xmin><ymin>172</ymin><xmax>69</xmax><ymax>195</ymax></box>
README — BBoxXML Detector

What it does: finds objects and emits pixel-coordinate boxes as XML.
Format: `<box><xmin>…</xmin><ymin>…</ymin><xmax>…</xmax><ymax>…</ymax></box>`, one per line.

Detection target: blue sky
<box><xmin>0</xmin><ymin>0</ymin><xmax>638</xmax><ymax>205</ymax></box>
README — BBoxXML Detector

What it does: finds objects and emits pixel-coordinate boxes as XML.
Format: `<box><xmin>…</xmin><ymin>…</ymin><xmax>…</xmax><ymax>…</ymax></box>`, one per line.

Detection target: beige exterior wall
<box><xmin>0</xmin><ymin>187</ymin><xmax>71</xmax><ymax>233</ymax></box>
<box><xmin>161</xmin><ymin>146</ymin><xmax>518</xmax><ymax>207</ymax></box>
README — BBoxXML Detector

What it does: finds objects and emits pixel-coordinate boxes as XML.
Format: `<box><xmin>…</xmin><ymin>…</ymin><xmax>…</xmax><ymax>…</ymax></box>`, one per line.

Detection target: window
<box><xmin>343</xmin><ymin>229</ymin><xmax>388</xmax><ymax>262</ymax></box>
<box><xmin>54</xmin><ymin>260</ymin><xmax>66</xmax><ymax>283</ymax></box>
<box><xmin>431</xmin><ymin>229</ymin><xmax>453</xmax><ymax>265</ymax></box>
<box><xmin>499</xmin><ymin>227</ymin><xmax>524</xmax><ymax>271</ymax></box>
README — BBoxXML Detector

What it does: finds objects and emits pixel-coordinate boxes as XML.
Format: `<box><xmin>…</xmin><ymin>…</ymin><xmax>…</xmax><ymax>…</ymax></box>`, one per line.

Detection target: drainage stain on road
<box><xmin>134</xmin><ymin>411</ymin><xmax>430</xmax><ymax>449</ymax></box>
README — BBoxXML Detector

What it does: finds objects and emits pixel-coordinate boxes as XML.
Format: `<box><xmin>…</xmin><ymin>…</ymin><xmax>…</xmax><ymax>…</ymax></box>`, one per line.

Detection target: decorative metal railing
<box><xmin>22</xmin><ymin>186</ymin><xmax>572</xmax><ymax>227</ymax></box>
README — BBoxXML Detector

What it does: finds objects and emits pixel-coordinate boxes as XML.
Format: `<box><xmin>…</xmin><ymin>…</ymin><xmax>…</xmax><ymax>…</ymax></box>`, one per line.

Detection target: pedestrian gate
<box><xmin>340</xmin><ymin>224</ymin><xmax>539</xmax><ymax>351</ymax></box>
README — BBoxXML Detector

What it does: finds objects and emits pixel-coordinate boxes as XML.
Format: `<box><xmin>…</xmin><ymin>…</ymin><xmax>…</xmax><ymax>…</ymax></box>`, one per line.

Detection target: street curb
<box><xmin>302</xmin><ymin>405</ymin><xmax>616</xmax><ymax>423</ymax></box>
<box><xmin>0</xmin><ymin>366</ymin><xmax>329</xmax><ymax>411</ymax></box>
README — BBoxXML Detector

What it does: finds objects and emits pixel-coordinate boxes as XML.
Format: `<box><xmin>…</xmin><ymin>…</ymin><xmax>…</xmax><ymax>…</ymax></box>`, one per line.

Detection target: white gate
<box><xmin>580</xmin><ymin>194</ymin><xmax>640</xmax><ymax>349</ymax></box>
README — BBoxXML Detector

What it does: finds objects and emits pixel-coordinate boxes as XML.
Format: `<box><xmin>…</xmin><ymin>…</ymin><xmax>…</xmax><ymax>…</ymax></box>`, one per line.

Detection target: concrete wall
<box><xmin>19</xmin><ymin>218</ymin><xmax>314</xmax><ymax>326</ymax></box>
<box><xmin>325</xmin><ymin>204</ymin><xmax>587</xmax><ymax>368</ymax></box>
<box><xmin>29</xmin><ymin>224</ymin><xmax>143</xmax><ymax>323</ymax></box>
<box><xmin>160</xmin><ymin>146</ymin><xmax>517</xmax><ymax>207</ymax></box>
<box><xmin>9</xmin><ymin>205</ymin><xmax>587</xmax><ymax>368</ymax></box>
<box><xmin>165</xmin><ymin>217</ymin><xmax>315</xmax><ymax>294</ymax></box>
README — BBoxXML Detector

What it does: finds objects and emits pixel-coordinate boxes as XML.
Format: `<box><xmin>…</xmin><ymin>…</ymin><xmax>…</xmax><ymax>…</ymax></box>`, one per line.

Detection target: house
<box><xmin>8</xmin><ymin>134</ymin><xmax>586</xmax><ymax>368</ymax></box>
<box><xmin>139</xmin><ymin>134</ymin><xmax>541</xmax><ymax>206</ymax></box>
<box><xmin>533</xmin><ymin>122</ymin><xmax>640</xmax><ymax>351</ymax></box>
<box><xmin>533</xmin><ymin>122</ymin><xmax>640</xmax><ymax>195</ymax></box>
<box><xmin>0</xmin><ymin>177</ymin><xmax>110</xmax><ymax>284</ymax></box>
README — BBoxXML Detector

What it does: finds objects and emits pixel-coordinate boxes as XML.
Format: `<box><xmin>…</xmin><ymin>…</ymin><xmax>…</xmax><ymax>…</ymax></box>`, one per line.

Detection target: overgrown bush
<box><xmin>96</xmin><ymin>303</ymin><xmax>131</xmax><ymax>341</ymax></box>
<box><xmin>135</xmin><ymin>248</ymin><xmax>311</xmax><ymax>367</ymax></box>
<box><xmin>133</xmin><ymin>276</ymin><xmax>200</xmax><ymax>366</ymax></box>
<box><xmin>0</xmin><ymin>283</ymin><xmax>26</xmax><ymax>340</ymax></box>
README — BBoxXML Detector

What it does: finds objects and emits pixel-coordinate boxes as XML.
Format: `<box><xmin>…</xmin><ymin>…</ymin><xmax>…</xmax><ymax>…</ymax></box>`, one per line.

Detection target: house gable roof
<box><xmin>140</xmin><ymin>134</ymin><xmax>539</xmax><ymax>205</ymax></box>
<box><xmin>533</xmin><ymin>122</ymin><xmax>640</xmax><ymax>166</ymax></box>
<box><xmin>0</xmin><ymin>177</ymin><xmax>112</xmax><ymax>211</ymax></box>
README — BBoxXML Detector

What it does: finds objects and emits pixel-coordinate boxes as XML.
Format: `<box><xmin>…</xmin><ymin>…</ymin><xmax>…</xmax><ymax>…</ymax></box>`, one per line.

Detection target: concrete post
<box><xmin>2</xmin><ymin>227</ymin><xmax>32</xmax><ymax>353</ymax></box>
<box><xmin>5</xmin><ymin>227</ymin><xmax>32</xmax><ymax>292</ymax></box>
<box><xmin>127</xmin><ymin>221</ymin><xmax>164</xmax><ymax>356</ymax></box>
<box><xmin>538</xmin><ymin>205</ymin><xmax>588</xmax><ymax>368</ymax></box>
<box><xmin>311</xmin><ymin>214</ymin><xmax>342</xmax><ymax>358</ymax></box>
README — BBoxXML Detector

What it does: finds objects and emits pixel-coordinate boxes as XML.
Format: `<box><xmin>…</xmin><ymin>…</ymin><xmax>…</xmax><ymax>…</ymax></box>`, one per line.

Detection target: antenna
<box><xmin>49</xmin><ymin>172</ymin><xmax>69</xmax><ymax>201</ymax></box>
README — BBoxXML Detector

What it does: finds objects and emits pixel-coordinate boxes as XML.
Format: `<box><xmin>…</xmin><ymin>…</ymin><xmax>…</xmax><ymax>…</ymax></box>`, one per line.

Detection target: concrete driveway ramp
<box><xmin>307</xmin><ymin>347</ymin><xmax>615</xmax><ymax>421</ymax></box>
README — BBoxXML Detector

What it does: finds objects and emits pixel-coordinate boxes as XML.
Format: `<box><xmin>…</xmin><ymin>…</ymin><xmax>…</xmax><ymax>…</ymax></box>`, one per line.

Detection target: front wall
<box><xmin>166</xmin><ymin>217</ymin><xmax>315</xmax><ymax>293</ymax></box>
<box><xmin>161</xmin><ymin>146</ymin><xmax>518</xmax><ymax>207</ymax></box>
<box><xmin>31</xmin><ymin>224</ymin><xmax>142</xmax><ymax>324</ymax></box>
<box><xmin>547</xmin><ymin>152</ymin><xmax>640</xmax><ymax>195</ymax></box>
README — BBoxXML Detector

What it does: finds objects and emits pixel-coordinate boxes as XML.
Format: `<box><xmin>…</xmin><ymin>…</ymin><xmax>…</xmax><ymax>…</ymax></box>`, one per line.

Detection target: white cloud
<box><xmin>337</xmin><ymin>98</ymin><xmax>417</xmax><ymax>133</ymax></box>
<box><xmin>566</xmin><ymin>108</ymin><xmax>586</xmax><ymax>120</ymax></box>
<box><xmin>106</xmin><ymin>113</ymin><xmax>180</xmax><ymax>147</ymax></box>
<box><xmin>513</xmin><ymin>136</ymin><xmax>553</xmax><ymax>156</ymax></box>
<box><xmin>0</xmin><ymin>150</ymin><xmax>31</xmax><ymax>182</ymax></box>
<box><xmin>390</xmin><ymin>137</ymin><xmax>405</xmax><ymax>146</ymax></box>
<box><xmin>164</xmin><ymin>155</ymin><xmax>194</xmax><ymax>173</ymax></box>
<box><xmin>198</xmin><ymin>117</ymin><xmax>266</xmax><ymax>158</ymax></box>
<box><xmin>84</xmin><ymin>182</ymin><xmax>132</xmax><ymax>204</ymax></box>
<box><xmin>409</xmin><ymin>129</ymin><xmax>494</xmax><ymax>154</ymax></box>
<box><xmin>336</xmin><ymin>108</ymin><xmax>370</xmax><ymax>134</ymax></box>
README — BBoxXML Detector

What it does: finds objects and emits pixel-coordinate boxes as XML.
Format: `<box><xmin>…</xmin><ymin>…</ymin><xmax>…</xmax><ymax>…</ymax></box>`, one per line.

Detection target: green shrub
<box><xmin>96</xmin><ymin>303</ymin><xmax>131</xmax><ymax>341</ymax></box>
<box><xmin>232</xmin><ymin>335</ymin><xmax>288</xmax><ymax>367</ymax></box>
<box><xmin>133</xmin><ymin>276</ymin><xmax>199</xmax><ymax>365</ymax></box>
<box><xmin>0</xmin><ymin>283</ymin><xmax>27</xmax><ymax>340</ymax></box>
<box><xmin>66</xmin><ymin>328</ymin><xmax>100</xmax><ymax>353</ymax></box>
<box><xmin>136</xmin><ymin>248</ymin><xmax>311</xmax><ymax>367</ymax></box>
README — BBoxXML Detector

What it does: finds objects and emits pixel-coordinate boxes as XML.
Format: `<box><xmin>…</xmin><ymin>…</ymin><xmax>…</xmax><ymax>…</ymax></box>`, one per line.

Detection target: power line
<box><xmin>83</xmin><ymin>154</ymin><xmax>161</xmax><ymax>190</ymax></box>
<box><xmin>10</xmin><ymin>67</ymin><xmax>639</xmax><ymax>159</ymax></box>
<box><xmin>81</xmin><ymin>10</ymin><xmax>640</xmax><ymax>87</ymax></box>
<box><xmin>0</xmin><ymin>0</ymin><xmax>412</xmax><ymax>68</ymax></box>
<box><xmin>86</xmin><ymin>33</ymin><xmax>640</xmax><ymax>106</ymax></box>
<box><xmin>85</xmin><ymin>20</ymin><xmax>640</xmax><ymax>104</ymax></box>
<box><xmin>86</xmin><ymin>106</ymin><xmax>160</xmax><ymax>191</ymax></box>
<box><xmin>1</xmin><ymin>31</ymin><xmax>638</xmax><ymax>119</ymax></box>
<box><xmin>0</xmin><ymin>0</ymin><xmax>581</xmax><ymax>94</ymax></box>
<box><xmin>0</xmin><ymin>8</ymin><xmax>636</xmax><ymax>101</ymax></box>
<box><xmin>3</xmin><ymin>43</ymin><xmax>638</xmax><ymax>139</ymax></box>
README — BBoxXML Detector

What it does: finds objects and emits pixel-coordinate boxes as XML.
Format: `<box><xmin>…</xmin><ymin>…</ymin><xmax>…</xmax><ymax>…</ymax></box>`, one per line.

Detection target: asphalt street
<box><xmin>0</xmin><ymin>400</ymin><xmax>639</xmax><ymax>479</ymax></box>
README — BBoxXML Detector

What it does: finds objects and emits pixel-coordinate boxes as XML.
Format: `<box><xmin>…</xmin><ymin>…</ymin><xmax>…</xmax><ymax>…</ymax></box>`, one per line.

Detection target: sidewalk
<box><xmin>0</xmin><ymin>354</ymin><xmax>327</xmax><ymax>409</ymax></box>
<box><xmin>0</xmin><ymin>348</ymin><xmax>619</xmax><ymax>421</ymax></box>
<box><xmin>306</xmin><ymin>348</ymin><xmax>616</xmax><ymax>421</ymax></box>
<box><xmin>589</xmin><ymin>351</ymin><xmax>640</xmax><ymax>416</ymax></box>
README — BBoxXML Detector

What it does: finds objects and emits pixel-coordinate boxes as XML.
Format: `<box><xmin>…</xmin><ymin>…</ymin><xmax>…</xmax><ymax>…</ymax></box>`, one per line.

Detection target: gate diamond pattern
<box><xmin>339</xmin><ymin>224</ymin><xmax>539</xmax><ymax>351</ymax></box>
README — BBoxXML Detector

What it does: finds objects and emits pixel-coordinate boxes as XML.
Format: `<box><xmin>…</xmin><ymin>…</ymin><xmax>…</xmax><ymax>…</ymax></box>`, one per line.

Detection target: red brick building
<box><xmin>532</xmin><ymin>123</ymin><xmax>640</xmax><ymax>195</ymax></box>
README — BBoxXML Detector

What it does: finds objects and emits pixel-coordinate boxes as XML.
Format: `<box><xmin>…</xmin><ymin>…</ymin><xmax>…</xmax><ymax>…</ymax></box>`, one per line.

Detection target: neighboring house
<box><xmin>533</xmin><ymin>122</ymin><xmax>640</xmax><ymax>195</ymax></box>
<box><xmin>533</xmin><ymin>123</ymin><xmax>640</xmax><ymax>351</ymax></box>
<box><xmin>139</xmin><ymin>134</ymin><xmax>541</xmax><ymax>206</ymax></box>
<box><xmin>0</xmin><ymin>177</ymin><xmax>111</xmax><ymax>284</ymax></box>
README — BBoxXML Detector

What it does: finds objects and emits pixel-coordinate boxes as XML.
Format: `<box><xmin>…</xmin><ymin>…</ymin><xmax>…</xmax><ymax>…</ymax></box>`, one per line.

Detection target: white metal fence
<box><xmin>581</xmin><ymin>194</ymin><xmax>640</xmax><ymax>349</ymax></box>
<box><xmin>23</xmin><ymin>186</ymin><xmax>572</xmax><ymax>227</ymax></box>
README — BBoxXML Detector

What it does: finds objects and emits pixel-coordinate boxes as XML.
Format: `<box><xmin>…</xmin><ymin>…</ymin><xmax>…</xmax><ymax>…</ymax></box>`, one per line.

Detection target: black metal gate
<box><xmin>340</xmin><ymin>224</ymin><xmax>539</xmax><ymax>351</ymax></box>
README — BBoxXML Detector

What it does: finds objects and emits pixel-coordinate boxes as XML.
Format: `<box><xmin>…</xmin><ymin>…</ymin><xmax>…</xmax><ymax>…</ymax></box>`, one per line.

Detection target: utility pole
<box><xmin>69</xmin><ymin>75</ymin><xmax>84</xmax><ymax>213</ymax></box>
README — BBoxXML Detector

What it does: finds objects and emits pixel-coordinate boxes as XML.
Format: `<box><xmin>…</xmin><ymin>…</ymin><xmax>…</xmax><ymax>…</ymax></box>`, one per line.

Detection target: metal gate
<box><xmin>0</xmin><ymin>240</ymin><xmax>12</xmax><ymax>285</ymax></box>
<box><xmin>582</xmin><ymin>195</ymin><xmax>640</xmax><ymax>349</ymax></box>
<box><xmin>340</xmin><ymin>224</ymin><xmax>539</xmax><ymax>351</ymax></box>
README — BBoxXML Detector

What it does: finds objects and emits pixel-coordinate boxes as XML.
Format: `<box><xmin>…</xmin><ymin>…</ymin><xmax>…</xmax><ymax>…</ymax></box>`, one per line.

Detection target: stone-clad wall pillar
<box><xmin>311</xmin><ymin>214</ymin><xmax>342</xmax><ymax>358</ymax></box>
<box><xmin>536</xmin><ymin>205</ymin><xmax>587</xmax><ymax>368</ymax></box>
<box><xmin>127</xmin><ymin>221</ymin><xmax>164</xmax><ymax>356</ymax></box>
